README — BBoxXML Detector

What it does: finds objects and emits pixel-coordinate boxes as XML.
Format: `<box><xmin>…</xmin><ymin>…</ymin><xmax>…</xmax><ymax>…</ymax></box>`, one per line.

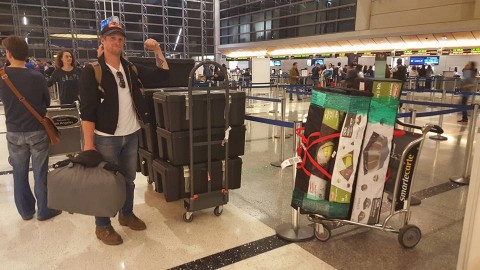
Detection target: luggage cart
<box><xmin>183</xmin><ymin>61</ymin><xmax>230</xmax><ymax>222</ymax></box>
<box><xmin>46</xmin><ymin>102</ymin><xmax>83</xmax><ymax>157</ymax></box>
<box><xmin>308</xmin><ymin>121</ymin><xmax>444</xmax><ymax>248</ymax></box>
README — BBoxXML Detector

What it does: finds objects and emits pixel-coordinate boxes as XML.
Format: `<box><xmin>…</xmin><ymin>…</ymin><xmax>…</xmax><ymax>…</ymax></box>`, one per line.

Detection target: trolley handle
<box><xmin>396</xmin><ymin>119</ymin><xmax>444</xmax><ymax>134</ymax></box>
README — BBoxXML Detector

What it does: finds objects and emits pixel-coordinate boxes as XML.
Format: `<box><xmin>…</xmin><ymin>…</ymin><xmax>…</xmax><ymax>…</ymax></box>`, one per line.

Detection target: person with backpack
<box><xmin>79</xmin><ymin>22</ymin><xmax>169</xmax><ymax>245</ymax></box>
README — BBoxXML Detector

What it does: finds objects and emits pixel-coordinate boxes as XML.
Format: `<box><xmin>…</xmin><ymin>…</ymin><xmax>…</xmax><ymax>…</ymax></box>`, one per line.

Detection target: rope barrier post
<box><xmin>430</xmin><ymin>81</ymin><xmax>448</xmax><ymax>141</ymax></box>
<box><xmin>276</xmin><ymin>121</ymin><xmax>314</xmax><ymax>241</ymax></box>
<box><xmin>450</xmin><ymin>104</ymin><xmax>479</xmax><ymax>185</ymax></box>
<box><xmin>270</xmin><ymin>82</ymin><xmax>279</xmax><ymax>114</ymax></box>
<box><xmin>409</xmin><ymin>109</ymin><xmax>417</xmax><ymax>132</ymax></box>
<box><xmin>247</xmin><ymin>82</ymin><xmax>254</xmax><ymax>108</ymax></box>
<box><xmin>451</xmin><ymin>77</ymin><xmax>458</xmax><ymax>102</ymax></box>
<box><xmin>430</xmin><ymin>77</ymin><xmax>435</xmax><ymax>101</ymax></box>
<box><xmin>271</xmin><ymin>97</ymin><xmax>286</xmax><ymax>167</ymax></box>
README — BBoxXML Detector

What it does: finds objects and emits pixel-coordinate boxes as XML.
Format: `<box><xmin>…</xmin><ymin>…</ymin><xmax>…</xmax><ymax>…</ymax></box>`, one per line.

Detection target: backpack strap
<box><xmin>90</xmin><ymin>61</ymin><xmax>105</xmax><ymax>95</ymax></box>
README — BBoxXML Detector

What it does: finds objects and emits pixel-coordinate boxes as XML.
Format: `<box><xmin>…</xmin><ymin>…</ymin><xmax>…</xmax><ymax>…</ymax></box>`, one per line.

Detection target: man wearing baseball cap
<box><xmin>79</xmin><ymin>22</ymin><xmax>169</xmax><ymax>245</ymax></box>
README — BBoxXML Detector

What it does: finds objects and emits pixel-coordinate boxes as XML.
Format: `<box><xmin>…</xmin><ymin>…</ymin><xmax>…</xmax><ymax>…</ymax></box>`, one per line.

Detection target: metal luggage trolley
<box><xmin>46</xmin><ymin>101</ymin><xmax>83</xmax><ymax>157</ymax></box>
<box><xmin>308</xmin><ymin>121</ymin><xmax>444</xmax><ymax>248</ymax></box>
<box><xmin>183</xmin><ymin>61</ymin><xmax>230</xmax><ymax>222</ymax></box>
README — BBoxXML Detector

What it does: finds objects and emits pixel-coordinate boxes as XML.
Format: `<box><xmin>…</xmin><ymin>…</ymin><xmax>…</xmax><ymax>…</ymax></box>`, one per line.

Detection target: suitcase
<box><xmin>156</xmin><ymin>125</ymin><xmax>246</xmax><ymax>166</ymax></box>
<box><xmin>152</xmin><ymin>157</ymin><xmax>243</xmax><ymax>202</ymax></box>
<box><xmin>47</xmin><ymin>160</ymin><xmax>126</xmax><ymax>217</ymax></box>
<box><xmin>138</xmin><ymin>148</ymin><xmax>157</xmax><ymax>177</ymax></box>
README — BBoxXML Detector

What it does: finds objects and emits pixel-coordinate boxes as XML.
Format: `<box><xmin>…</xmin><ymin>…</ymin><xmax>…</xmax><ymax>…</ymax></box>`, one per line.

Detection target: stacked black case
<box><xmin>138</xmin><ymin>87</ymin><xmax>246</xmax><ymax>202</ymax></box>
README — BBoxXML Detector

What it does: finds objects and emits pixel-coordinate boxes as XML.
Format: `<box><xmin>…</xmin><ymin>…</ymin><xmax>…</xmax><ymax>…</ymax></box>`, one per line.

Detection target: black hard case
<box><xmin>138</xmin><ymin>148</ymin><xmax>157</xmax><ymax>178</ymax></box>
<box><xmin>156</xmin><ymin>125</ymin><xmax>246</xmax><ymax>166</ymax></box>
<box><xmin>152</xmin><ymin>90</ymin><xmax>246</xmax><ymax>132</ymax></box>
<box><xmin>152</xmin><ymin>157</ymin><xmax>243</xmax><ymax>202</ymax></box>
<box><xmin>138</xmin><ymin>122</ymin><xmax>158</xmax><ymax>154</ymax></box>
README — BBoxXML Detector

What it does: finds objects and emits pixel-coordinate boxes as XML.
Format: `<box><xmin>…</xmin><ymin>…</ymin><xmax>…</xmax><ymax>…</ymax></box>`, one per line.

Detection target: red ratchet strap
<box><xmin>295</xmin><ymin>127</ymin><xmax>404</xmax><ymax>182</ymax></box>
<box><xmin>295</xmin><ymin>127</ymin><xmax>340</xmax><ymax>180</ymax></box>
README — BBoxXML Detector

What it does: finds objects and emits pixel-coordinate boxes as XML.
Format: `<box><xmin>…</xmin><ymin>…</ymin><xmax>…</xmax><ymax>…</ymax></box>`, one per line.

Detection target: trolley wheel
<box><xmin>398</xmin><ymin>224</ymin><xmax>422</xmax><ymax>248</ymax></box>
<box><xmin>147</xmin><ymin>177</ymin><xmax>153</xmax><ymax>184</ymax></box>
<box><xmin>183</xmin><ymin>212</ymin><xmax>193</xmax><ymax>223</ymax></box>
<box><xmin>214</xmin><ymin>206</ymin><xmax>223</xmax><ymax>216</ymax></box>
<box><xmin>314</xmin><ymin>223</ymin><xmax>331</xmax><ymax>242</ymax></box>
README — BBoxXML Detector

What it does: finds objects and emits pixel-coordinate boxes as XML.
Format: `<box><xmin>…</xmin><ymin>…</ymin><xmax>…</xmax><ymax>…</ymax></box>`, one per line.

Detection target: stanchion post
<box><xmin>271</xmin><ymin>97</ymin><xmax>286</xmax><ymax>167</ymax></box>
<box><xmin>450</xmin><ymin>104</ymin><xmax>479</xmax><ymax>185</ymax></box>
<box><xmin>276</xmin><ymin>121</ymin><xmax>314</xmax><ymax>241</ymax></box>
<box><xmin>408</xmin><ymin>109</ymin><xmax>417</xmax><ymax>132</ymax></box>
<box><xmin>430</xmin><ymin>81</ymin><xmax>448</xmax><ymax>141</ymax></box>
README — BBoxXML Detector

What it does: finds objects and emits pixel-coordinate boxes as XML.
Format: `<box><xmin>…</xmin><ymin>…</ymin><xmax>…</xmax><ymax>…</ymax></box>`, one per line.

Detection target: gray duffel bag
<box><xmin>47</xmin><ymin>159</ymin><xmax>126</xmax><ymax>217</ymax></box>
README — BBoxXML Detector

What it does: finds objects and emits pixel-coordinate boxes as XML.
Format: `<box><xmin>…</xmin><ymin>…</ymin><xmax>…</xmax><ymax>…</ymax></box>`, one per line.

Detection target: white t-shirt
<box><xmin>95</xmin><ymin>63</ymin><xmax>140</xmax><ymax>136</ymax></box>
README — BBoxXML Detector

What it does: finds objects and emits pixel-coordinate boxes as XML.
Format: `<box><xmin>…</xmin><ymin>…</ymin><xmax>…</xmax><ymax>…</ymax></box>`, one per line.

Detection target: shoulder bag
<box><xmin>0</xmin><ymin>68</ymin><xmax>60</xmax><ymax>144</ymax></box>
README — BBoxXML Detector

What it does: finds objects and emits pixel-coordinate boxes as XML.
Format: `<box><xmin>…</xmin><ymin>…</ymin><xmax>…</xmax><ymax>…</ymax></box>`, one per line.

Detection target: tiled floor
<box><xmin>0</xmin><ymin>90</ymin><xmax>473</xmax><ymax>269</ymax></box>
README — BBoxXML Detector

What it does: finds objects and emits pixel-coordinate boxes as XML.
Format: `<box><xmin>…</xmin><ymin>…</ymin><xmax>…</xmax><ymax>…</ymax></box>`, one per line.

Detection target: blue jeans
<box><xmin>7</xmin><ymin>130</ymin><xmax>54</xmax><ymax>220</ymax></box>
<box><xmin>94</xmin><ymin>132</ymin><xmax>138</xmax><ymax>227</ymax></box>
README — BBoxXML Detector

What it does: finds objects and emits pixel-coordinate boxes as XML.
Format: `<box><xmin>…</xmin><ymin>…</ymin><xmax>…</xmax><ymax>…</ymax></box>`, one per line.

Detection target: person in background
<box><xmin>410</xmin><ymin>66</ymin><xmax>418</xmax><ymax>89</ymax></box>
<box><xmin>366</xmin><ymin>65</ymin><xmax>374</xmax><ymax>77</ymax></box>
<box><xmin>44</xmin><ymin>61</ymin><xmax>55</xmax><ymax>78</ymax></box>
<box><xmin>0</xmin><ymin>36</ymin><xmax>62</xmax><ymax>221</ymax></box>
<box><xmin>311</xmin><ymin>63</ymin><xmax>321</xmax><ymax>88</ymax></box>
<box><xmin>333</xmin><ymin>62</ymin><xmax>341</xmax><ymax>84</ymax></box>
<box><xmin>385</xmin><ymin>64</ymin><xmax>391</xmax><ymax>79</ymax></box>
<box><xmin>392</xmin><ymin>58</ymin><xmax>407</xmax><ymax>85</ymax></box>
<box><xmin>356</xmin><ymin>64</ymin><xmax>364</xmax><ymax>78</ymax></box>
<box><xmin>345</xmin><ymin>64</ymin><xmax>358</xmax><ymax>88</ymax></box>
<box><xmin>458</xmin><ymin>61</ymin><xmax>477</xmax><ymax>123</ymax></box>
<box><xmin>362</xmin><ymin>65</ymin><xmax>368</xmax><ymax>76</ymax></box>
<box><xmin>425</xmin><ymin>65</ymin><xmax>434</xmax><ymax>90</ymax></box>
<box><xmin>79</xmin><ymin>22</ymin><xmax>169</xmax><ymax>245</ymax></box>
<box><xmin>289</xmin><ymin>62</ymin><xmax>301</xmax><ymax>101</ymax></box>
<box><xmin>47</xmin><ymin>49</ymin><xmax>82</xmax><ymax>105</ymax></box>
<box><xmin>25</xmin><ymin>58</ymin><xmax>35</xmax><ymax>69</ymax></box>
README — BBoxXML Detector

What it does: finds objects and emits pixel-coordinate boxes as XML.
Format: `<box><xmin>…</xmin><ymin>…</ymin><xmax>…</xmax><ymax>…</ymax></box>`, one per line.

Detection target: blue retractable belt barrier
<box><xmin>245</xmin><ymin>115</ymin><xmax>294</xmax><ymax>128</ymax></box>
<box><xmin>246</xmin><ymin>96</ymin><xmax>282</xmax><ymax>103</ymax></box>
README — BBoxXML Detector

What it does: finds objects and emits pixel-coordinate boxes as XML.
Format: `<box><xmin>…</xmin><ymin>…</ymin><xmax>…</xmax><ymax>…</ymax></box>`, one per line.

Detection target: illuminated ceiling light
<box><xmin>50</xmin><ymin>33</ymin><xmax>98</xmax><ymax>39</ymax></box>
<box><xmin>22</xmin><ymin>13</ymin><xmax>28</xmax><ymax>25</ymax></box>
<box><xmin>174</xmin><ymin>28</ymin><xmax>182</xmax><ymax>51</ymax></box>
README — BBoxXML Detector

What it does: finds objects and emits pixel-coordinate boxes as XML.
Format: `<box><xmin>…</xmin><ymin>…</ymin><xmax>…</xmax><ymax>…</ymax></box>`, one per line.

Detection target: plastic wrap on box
<box><xmin>351</xmin><ymin>79</ymin><xmax>402</xmax><ymax>225</ymax></box>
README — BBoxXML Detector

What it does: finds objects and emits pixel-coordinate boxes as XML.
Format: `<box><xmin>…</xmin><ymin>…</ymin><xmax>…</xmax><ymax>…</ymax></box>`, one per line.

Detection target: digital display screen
<box><xmin>311</xmin><ymin>59</ymin><xmax>324</xmax><ymax>66</ymax></box>
<box><xmin>424</xmin><ymin>56</ymin><xmax>439</xmax><ymax>65</ymax></box>
<box><xmin>274</xmin><ymin>60</ymin><xmax>281</xmax><ymax>66</ymax></box>
<box><xmin>409</xmin><ymin>57</ymin><xmax>425</xmax><ymax>65</ymax></box>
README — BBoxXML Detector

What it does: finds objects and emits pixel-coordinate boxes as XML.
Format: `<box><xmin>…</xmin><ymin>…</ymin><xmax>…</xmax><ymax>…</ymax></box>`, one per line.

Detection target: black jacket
<box><xmin>79</xmin><ymin>55</ymin><xmax>168</xmax><ymax>135</ymax></box>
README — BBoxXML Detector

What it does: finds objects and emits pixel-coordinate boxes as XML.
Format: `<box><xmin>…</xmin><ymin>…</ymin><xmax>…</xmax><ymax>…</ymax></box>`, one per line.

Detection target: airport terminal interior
<box><xmin>1</xmin><ymin>0</ymin><xmax>480</xmax><ymax>269</ymax></box>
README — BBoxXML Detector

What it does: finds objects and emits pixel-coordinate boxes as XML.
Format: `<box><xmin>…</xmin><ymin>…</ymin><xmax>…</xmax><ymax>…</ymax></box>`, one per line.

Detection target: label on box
<box><xmin>329</xmin><ymin>113</ymin><xmax>368</xmax><ymax>203</ymax></box>
<box><xmin>350</xmin><ymin>123</ymin><xmax>393</xmax><ymax>224</ymax></box>
<box><xmin>306</xmin><ymin>174</ymin><xmax>328</xmax><ymax>200</ymax></box>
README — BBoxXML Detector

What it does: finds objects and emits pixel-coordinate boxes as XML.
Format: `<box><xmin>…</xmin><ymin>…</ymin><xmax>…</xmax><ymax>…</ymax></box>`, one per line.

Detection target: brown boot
<box><xmin>95</xmin><ymin>226</ymin><xmax>123</xmax><ymax>245</ymax></box>
<box><xmin>118</xmin><ymin>213</ymin><xmax>146</xmax><ymax>231</ymax></box>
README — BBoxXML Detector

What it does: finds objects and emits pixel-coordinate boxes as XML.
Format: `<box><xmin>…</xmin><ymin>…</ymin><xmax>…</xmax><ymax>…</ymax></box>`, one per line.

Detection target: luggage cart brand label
<box><xmin>396</xmin><ymin>146</ymin><xmax>419</xmax><ymax>211</ymax></box>
<box><xmin>51</xmin><ymin>115</ymin><xmax>80</xmax><ymax>128</ymax></box>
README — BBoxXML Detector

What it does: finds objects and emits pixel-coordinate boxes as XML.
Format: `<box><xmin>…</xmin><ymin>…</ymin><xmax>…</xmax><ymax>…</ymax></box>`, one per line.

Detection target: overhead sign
<box><xmin>319</xmin><ymin>53</ymin><xmax>332</xmax><ymax>57</ymax></box>
<box><xmin>271</xmin><ymin>55</ymin><xmax>288</xmax><ymax>60</ymax></box>
<box><xmin>292</xmin><ymin>54</ymin><xmax>311</xmax><ymax>59</ymax></box>
<box><xmin>336</xmin><ymin>53</ymin><xmax>346</xmax><ymax>57</ymax></box>
<box><xmin>226</xmin><ymin>57</ymin><xmax>250</xmax><ymax>61</ymax></box>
